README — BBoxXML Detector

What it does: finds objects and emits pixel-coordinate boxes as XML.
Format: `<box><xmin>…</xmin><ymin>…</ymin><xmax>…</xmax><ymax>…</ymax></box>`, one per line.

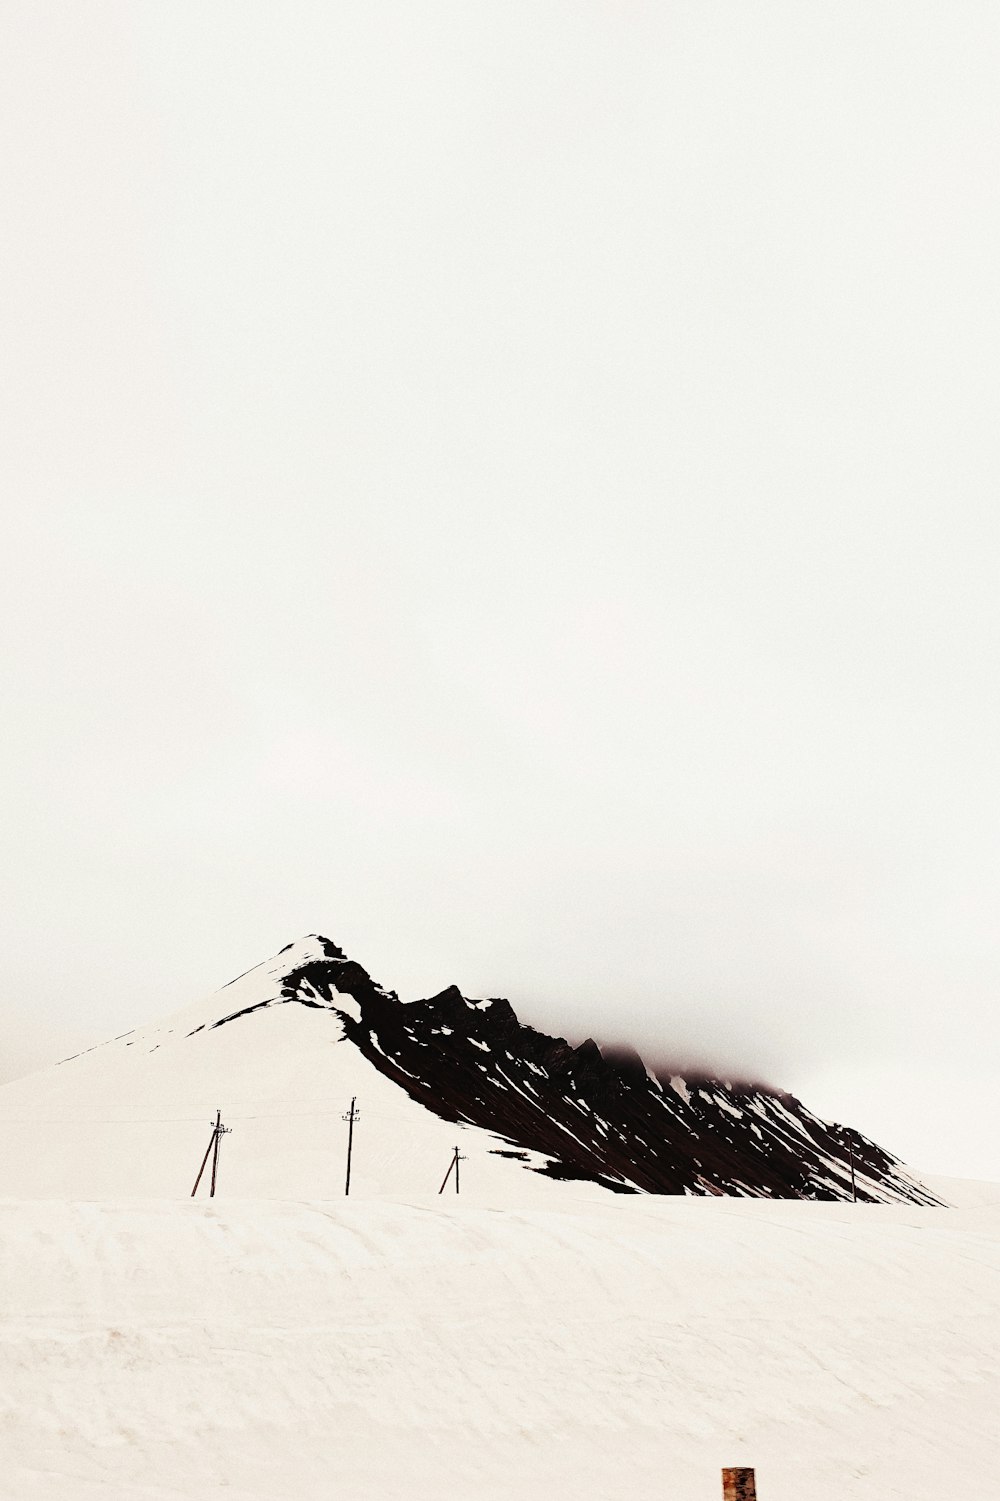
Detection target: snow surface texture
<box><xmin>1</xmin><ymin>1191</ymin><xmax>998</xmax><ymax>1500</ymax></box>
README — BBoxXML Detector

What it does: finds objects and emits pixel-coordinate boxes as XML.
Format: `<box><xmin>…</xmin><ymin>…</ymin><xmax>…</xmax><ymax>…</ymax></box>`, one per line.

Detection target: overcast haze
<box><xmin>3</xmin><ymin>3</ymin><xmax>999</xmax><ymax>1178</ymax></box>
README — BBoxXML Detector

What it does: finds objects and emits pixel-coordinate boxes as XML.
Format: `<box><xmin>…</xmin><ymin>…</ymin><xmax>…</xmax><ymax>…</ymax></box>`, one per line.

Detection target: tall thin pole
<box><xmin>435</xmin><ymin>1146</ymin><xmax>453</xmax><ymax>1194</ymax></box>
<box><xmin>210</xmin><ymin>1109</ymin><xmax>222</xmax><ymax>1197</ymax></box>
<box><xmin>342</xmin><ymin>1097</ymin><xmax>360</xmax><ymax>1196</ymax></box>
<box><xmin>438</xmin><ymin>1146</ymin><xmax>465</xmax><ymax>1195</ymax></box>
<box><xmin>192</xmin><ymin>1110</ymin><xmax>230</xmax><ymax>1198</ymax></box>
<box><xmin>191</xmin><ymin>1119</ymin><xmax>217</xmax><ymax>1198</ymax></box>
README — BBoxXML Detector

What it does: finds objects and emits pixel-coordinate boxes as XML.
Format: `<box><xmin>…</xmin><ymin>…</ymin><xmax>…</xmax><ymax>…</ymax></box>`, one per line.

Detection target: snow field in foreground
<box><xmin>2</xmin><ymin>1190</ymin><xmax>998</xmax><ymax>1501</ymax></box>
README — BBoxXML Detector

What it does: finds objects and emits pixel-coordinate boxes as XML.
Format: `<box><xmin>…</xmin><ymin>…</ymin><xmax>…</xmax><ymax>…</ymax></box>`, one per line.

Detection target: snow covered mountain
<box><xmin>4</xmin><ymin>934</ymin><xmax>996</xmax><ymax>1501</ymax></box>
<box><xmin>0</xmin><ymin>933</ymin><xmax>936</xmax><ymax>1203</ymax></box>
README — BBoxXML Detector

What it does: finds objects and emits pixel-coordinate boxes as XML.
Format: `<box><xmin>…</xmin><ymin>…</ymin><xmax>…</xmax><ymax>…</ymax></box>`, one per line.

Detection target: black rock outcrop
<box><xmin>211</xmin><ymin>935</ymin><xmax>939</xmax><ymax>1204</ymax></box>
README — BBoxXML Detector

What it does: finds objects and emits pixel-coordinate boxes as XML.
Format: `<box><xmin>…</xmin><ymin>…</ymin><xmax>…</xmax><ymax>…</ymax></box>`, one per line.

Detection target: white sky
<box><xmin>2</xmin><ymin>3</ymin><xmax>999</xmax><ymax>1178</ymax></box>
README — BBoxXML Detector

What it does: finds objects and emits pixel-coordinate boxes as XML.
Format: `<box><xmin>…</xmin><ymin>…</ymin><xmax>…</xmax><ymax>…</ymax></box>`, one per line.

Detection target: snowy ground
<box><xmin>2</xmin><ymin>1185</ymin><xmax>998</xmax><ymax>1501</ymax></box>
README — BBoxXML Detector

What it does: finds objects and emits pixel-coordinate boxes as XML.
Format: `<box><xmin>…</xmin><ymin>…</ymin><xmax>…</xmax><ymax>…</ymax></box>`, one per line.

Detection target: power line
<box><xmin>0</xmin><ymin>1104</ymin><xmax>431</xmax><ymax>1126</ymax></box>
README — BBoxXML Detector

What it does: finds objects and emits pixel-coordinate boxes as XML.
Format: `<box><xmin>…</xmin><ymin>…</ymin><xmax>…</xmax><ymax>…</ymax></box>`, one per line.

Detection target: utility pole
<box><xmin>342</xmin><ymin>1097</ymin><xmax>360</xmax><ymax>1196</ymax></box>
<box><xmin>722</xmin><ymin>1468</ymin><xmax>757</xmax><ymax>1500</ymax></box>
<box><xmin>837</xmin><ymin>1125</ymin><xmax>857</xmax><ymax>1203</ymax></box>
<box><xmin>210</xmin><ymin>1110</ymin><xmax>231</xmax><ymax>1197</ymax></box>
<box><xmin>438</xmin><ymin>1146</ymin><xmax>466</xmax><ymax>1195</ymax></box>
<box><xmin>191</xmin><ymin>1110</ymin><xmax>232</xmax><ymax>1198</ymax></box>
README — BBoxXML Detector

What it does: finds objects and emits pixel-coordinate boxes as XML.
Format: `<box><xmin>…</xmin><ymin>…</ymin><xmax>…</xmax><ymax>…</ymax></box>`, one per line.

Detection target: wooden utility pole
<box><xmin>438</xmin><ymin>1146</ymin><xmax>466</xmax><ymax>1195</ymax></box>
<box><xmin>210</xmin><ymin>1110</ymin><xmax>231</xmax><ymax>1196</ymax></box>
<box><xmin>191</xmin><ymin>1110</ymin><xmax>231</xmax><ymax>1198</ymax></box>
<box><xmin>342</xmin><ymin>1097</ymin><xmax>360</xmax><ymax>1196</ymax></box>
<box><xmin>438</xmin><ymin>1148</ymin><xmax>456</xmax><ymax>1194</ymax></box>
<box><xmin>722</xmin><ymin>1467</ymin><xmax>757</xmax><ymax>1500</ymax></box>
<box><xmin>838</xmin><ymin>1126</ymin><xmax>857</xmax><ymax>1202</ymax></box>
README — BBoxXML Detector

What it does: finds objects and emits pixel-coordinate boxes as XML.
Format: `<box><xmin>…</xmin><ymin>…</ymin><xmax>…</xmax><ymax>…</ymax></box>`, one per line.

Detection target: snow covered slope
<box><xmin>1</xmin><ymin>1192</ymin><xmax>997</xmax><ymax>1500</ymax></box>
<box><xmin>0</xmin><ymin>937</ymin><xmax>588</xmax><ymax>1204</ymax></box>
<box><xmin>0</xmin><ymin>934</ymin><xmax>935</xmax><ymax>1202</ymax></box>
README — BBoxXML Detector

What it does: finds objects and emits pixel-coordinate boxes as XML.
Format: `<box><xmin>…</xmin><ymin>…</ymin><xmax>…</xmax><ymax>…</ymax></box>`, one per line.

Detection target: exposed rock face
<box><xmin>209</xmin><ymin>935</ymin><xmax>939</xmax><ymax>1204</ymax></box>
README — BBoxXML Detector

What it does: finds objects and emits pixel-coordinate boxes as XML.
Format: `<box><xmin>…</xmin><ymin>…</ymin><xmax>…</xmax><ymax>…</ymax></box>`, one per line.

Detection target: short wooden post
<box><xmin>722</xmin><ymin>1468</ymin><xmax>757</xmax><ymax>1500</ymax></box>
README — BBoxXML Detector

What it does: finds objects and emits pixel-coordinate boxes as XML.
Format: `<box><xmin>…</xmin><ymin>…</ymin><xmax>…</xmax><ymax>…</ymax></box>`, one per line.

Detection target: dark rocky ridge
<box><xmin>212</xmin><ymin>935</ymin><xmax>939</xmax><ymax>1204</ymax></box>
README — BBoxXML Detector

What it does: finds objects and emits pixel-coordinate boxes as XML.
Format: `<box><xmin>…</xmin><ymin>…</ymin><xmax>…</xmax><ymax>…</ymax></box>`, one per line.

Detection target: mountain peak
<box><xmin>1</xmin><ymin>932</ymin><xmax>940</xmax><ymax>1206</ymax></box>
<box><xmin>201</xmin><ymin>940</ymin><xmax>935</xmax><ymax>1204</ymax></box>
<box><xmin>273</xmin><ymin>933</ymin><xmax>345</xmax><ymax>964</ymax></box>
